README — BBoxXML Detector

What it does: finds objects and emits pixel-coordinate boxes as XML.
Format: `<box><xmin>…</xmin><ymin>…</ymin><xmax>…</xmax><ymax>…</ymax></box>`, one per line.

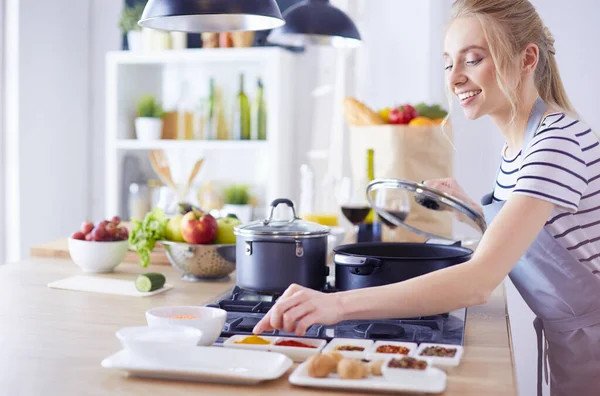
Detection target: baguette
<box><xmin>343</xmin><ymin>97</ymin><xmax>387</xmax><ymax>126</ymax></box>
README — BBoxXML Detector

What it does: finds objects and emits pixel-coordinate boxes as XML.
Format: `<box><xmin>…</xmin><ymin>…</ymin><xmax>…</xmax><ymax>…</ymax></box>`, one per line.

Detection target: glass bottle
<box><xmin>254</xmin><ymin>78</ymin><xmax>267</xmax><ymax>140</ymax></box>
<box><xmin>232</xmin><ymin>73</ymin><xmax>250</xmax><ymax>140</ymax></box>
<box><xmin>357</xmin><ymin>149</ymin><xmax>382</xmax><ymax>242</ymax></box>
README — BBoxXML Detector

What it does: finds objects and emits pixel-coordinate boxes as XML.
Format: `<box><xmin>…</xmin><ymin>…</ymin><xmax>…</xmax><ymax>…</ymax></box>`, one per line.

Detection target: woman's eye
<box><xmin>466</xmin><ymin>58</ymin><xmax>482</xmax><ymax>66</ymax></box>
<box><xmin>444</xmin><ymin>65</ymin><xmax>453</xmax><ymax>71</ymax></box>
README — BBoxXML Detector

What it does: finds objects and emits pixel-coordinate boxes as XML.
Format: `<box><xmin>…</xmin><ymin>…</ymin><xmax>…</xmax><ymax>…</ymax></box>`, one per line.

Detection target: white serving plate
<box><xmin>366</xmin><ymin>341</ymin><xmax>418</xmax><ymax>360</ymax></box>
<box><xmin>101</xmin><ymin>346</ymin><xmax>293</xmax><ymax>385</ymax></box>
<box><xmin>289</xmin><ymin>360</ymin><xmax>447</xmax><ymax>394</ymax></box>
<box><xmin>321</xmin><ymin>338</ymin><xmax>373</xmax><ymax>360</ymax></box>
<box><xmin>414</xmin><ymin>343</ymin><xmax>464</xmax><ymax>367</ymax></box>
<box><xmin>223</xmin><ymin>334</ymin><xmax>326</xmax><ymax>362</ymax></box>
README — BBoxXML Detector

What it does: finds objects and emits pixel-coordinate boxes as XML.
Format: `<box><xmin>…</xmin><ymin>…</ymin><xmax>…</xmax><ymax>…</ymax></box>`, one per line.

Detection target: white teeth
<box><xmin>458</xmin><ymin>90</ymin><xmax>482</xmax><ymax>100</ymax></box>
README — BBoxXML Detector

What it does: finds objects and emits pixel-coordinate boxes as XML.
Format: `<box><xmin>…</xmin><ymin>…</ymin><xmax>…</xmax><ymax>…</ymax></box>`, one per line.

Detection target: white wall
<box><xmin>5</xmin><ymin>0</ymin><xmax>92</xmax><ymax>261</ymax></box>
<box><xmin>89</xmin><ymin>0</ymin><xmax>123</xmax><ymax>222</ymax></box>
<box><xmin>0</xmin><ymin>0</ymin><xmax>5</xmax><ymax>264</ymax></box>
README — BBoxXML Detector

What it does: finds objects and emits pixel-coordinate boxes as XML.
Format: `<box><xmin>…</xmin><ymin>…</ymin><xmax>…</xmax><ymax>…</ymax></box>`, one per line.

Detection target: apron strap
<box><xmin>533</xmin><ymin>317</ymin><xmax>550</xmax><ymax>396</ymax></box>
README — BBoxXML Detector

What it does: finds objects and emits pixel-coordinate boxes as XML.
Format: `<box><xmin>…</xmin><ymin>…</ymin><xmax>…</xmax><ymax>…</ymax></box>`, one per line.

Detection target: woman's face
<box><xmin>444</xmin><ymin>17</ymin><xmax>507</xmax><ymax>120</ymax></box>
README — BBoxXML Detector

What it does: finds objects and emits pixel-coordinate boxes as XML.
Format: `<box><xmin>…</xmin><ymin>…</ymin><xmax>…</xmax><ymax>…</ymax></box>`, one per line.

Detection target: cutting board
<box><xmin>30</xmin><ymin>238</ymin><xmax>171</xmax><ymax>266</ymax></box>
<box><xmin>48</xmin><ymin>275</ymin><xmax>173</xmax><ymax>297</ymax></box>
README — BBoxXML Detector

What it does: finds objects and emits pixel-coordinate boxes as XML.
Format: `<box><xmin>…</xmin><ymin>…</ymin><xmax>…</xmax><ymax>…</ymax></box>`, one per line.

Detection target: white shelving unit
<box><xmin>105</xmin><ymin>47</ymin><xmax>305</xmax><ymax>219</ymax></box>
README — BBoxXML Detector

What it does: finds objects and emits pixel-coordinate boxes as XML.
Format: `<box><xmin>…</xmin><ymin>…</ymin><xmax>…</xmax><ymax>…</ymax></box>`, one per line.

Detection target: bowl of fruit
<box><xmin>68</xmin><ymin>217</ymin><xmax>130</xmax><ymax>273</ymax></box>
<box><xmin>159</xmin><ymin>207</ymin><xmax>241</xmax><ymax>281</ymax></box>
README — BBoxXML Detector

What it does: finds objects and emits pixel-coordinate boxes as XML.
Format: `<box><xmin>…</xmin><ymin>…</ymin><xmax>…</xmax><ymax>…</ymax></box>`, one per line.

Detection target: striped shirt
<box><xmin>493</xmin><ymin>112</ymin><xmax>600</xmax><ymax>272</ymax></box>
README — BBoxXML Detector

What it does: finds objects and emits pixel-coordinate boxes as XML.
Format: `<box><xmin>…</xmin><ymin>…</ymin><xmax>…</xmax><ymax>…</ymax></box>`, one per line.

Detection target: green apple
<box><xmin>214</xmin><ymin>216</ymin><xmax>242</xmax><ymax>244</ymax></box>
<box><xmin>165</xmin><ymin>214</ymin><xmax>185</xmax><ymax>242</ymax></box>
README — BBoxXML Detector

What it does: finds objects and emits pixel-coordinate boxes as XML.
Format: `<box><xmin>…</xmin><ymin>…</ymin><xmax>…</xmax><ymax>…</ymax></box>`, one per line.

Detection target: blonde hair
<box><xmin>449</xmin><ymin>0</ymin><xmax>577</xmax><ymax>121</ymax></box>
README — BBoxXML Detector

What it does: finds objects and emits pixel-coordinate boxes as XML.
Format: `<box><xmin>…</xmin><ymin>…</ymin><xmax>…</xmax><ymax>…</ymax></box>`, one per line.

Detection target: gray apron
<box><xmin>481</xmin><ymin>97</ymin><xmax>600</xmax><ymax>396</ymax></box>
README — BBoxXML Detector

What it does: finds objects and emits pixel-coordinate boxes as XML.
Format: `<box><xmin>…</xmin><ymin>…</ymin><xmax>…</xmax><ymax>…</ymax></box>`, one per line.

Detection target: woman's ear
<box><xmin>522</xmin><ymin>43</ymin><xmax>539</xmax><ymax>75</ymax></box>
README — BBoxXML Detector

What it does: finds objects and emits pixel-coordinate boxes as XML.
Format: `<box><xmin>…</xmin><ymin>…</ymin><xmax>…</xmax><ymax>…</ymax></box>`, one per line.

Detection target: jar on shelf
<box><xmin>128</xmin><ymin>183</ymin><xmax>150</xmax><ymax>221</ymax></box>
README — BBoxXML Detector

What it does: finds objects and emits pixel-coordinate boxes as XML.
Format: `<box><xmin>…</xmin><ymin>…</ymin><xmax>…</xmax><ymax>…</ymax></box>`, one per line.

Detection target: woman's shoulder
<box><xmin>534</xmin><ymin>112</ymin><xmax>594</xmax><ymax>142</ymax></box>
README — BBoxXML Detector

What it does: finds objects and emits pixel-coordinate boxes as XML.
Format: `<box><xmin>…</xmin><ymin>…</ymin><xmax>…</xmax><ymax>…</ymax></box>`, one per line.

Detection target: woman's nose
<box><xmin>448</xmin><ymin>67</ymin><xmax>467</xmax><ymax>88</ymax></box>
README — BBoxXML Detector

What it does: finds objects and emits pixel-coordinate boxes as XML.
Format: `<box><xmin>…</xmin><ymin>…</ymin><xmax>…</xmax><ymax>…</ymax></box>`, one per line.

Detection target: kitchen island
<box><xmin>0</xmin><ymin>257</ymin><xmax>516</xmax><ymax>395</ymax></box>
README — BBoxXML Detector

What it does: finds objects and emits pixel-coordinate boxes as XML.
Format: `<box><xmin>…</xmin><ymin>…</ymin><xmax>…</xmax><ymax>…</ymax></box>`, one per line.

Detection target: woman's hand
<box><xmin>423</xmin><ymin>178</ymin><xmax>483</xmax><ymax>217</ymax></box>
<box><xmin>252</xmin><ymin>283</ymin><xmax>344</xmax><ymax>336</ymax></box>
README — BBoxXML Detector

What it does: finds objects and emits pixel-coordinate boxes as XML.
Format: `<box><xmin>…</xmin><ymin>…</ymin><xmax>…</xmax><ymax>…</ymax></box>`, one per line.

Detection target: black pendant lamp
<box><xmin>267</xmin><ymin>0</ymin><xmax>361</xmax><ymax>48</ymax></box>
<box><xmin>138</xmin><ymin>0</ymin><xmax>285</xmax><ymax>33</ymax></box>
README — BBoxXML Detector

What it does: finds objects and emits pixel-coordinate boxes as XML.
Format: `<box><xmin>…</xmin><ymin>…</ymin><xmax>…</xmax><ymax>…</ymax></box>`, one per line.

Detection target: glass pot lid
<box><xmin>366</xmin><ymin>179</ymin><xmax>487</xmax><ymax>242</ymax></box>
<box><xmin>234</xmin><ymin>198</ymin><xmax>329</xmax><ymax>239</ymax></box>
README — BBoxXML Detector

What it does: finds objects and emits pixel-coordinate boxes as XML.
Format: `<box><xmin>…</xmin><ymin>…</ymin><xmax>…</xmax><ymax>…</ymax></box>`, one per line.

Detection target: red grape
<box><xmin>85</xmin><ymin>233</ymin><xmax>93</xmax><ymax>241</ymax></box>
<box><xmin>117</xmin><ymin>227</ymin><xmax>129</xmax><ymax>240</ymax></box>
<box><xmin>111</xmin><ymin>216</ymin><xmax>121</xmax><ymax>225</ymax></box>
<box><xmin>105</xmin><ymin>223</ymin><xmax>117</xmax><ymax>237</ymax></box>
<box><xmin>92</xmin><ymin>226</ymin><xmax>107</xmax><ymax>241</ymax></box>
<box><xmin>71</xmin><ymin>231</ymin><xmax>85</xmax><ymax>240</ymax></box>
<box><xmin>99</xmin><ymin>220</ymin><xmax>110</xmax><ymax>229</ymax></box>
<box><xmin>80</xmin><ymin>222</ymin><xmax>94</xmax><ymax>235</ymax></box>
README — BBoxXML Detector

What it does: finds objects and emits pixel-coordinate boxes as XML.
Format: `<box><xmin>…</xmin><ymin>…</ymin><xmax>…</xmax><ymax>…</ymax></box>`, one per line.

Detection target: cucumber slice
<box><xmin>135</xmin><ymin>273</ymin><xmax>166</xmax><ymax>292</ymax></box>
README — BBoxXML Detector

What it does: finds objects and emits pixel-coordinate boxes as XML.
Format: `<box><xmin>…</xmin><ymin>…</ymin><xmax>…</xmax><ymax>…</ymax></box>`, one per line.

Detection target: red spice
<box><xmin>275</xmin><ymin>340</ymin><xmax>317</xmax><ymax>348</ymax></box>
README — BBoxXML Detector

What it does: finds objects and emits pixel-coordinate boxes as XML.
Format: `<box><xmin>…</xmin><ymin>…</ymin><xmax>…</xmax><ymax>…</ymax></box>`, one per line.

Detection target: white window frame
<box><xmin>0</xmin><ymin>0</ymin><xmax>5</xmax><ymax>264</ymax></box>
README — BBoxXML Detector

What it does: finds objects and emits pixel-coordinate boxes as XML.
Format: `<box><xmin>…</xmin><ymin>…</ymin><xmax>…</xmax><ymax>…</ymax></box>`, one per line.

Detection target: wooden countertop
<box><xmin>0</xmin><ymin>257</ymin><xmax>516</xmax><ymax>395</ymax></box>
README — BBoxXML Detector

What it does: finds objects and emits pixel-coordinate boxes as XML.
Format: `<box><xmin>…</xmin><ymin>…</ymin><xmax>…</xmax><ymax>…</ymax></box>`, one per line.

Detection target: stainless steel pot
<box><xmin>233</xmin><ymin>198</ymin><xmax>330</xmax><ymax>293</ymax></box>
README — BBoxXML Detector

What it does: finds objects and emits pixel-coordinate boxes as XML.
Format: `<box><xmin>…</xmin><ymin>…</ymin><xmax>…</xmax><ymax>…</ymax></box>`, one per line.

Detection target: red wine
<box><xmin>341</xmin><ymin>205</ymin><xmax>371</xmax><ymax>225</ymax></box>
<box><xmin>379</xmin><ymin>210</ymin><xmax>408</xmax><ymax>229</ymax></box>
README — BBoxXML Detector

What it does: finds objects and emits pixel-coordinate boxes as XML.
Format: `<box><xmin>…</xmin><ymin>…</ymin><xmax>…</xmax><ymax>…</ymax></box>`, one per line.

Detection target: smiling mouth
<box><xmin>457</xmin><ymin>90</ymin><xmax>482</xmax><ymax>102</ymax></box>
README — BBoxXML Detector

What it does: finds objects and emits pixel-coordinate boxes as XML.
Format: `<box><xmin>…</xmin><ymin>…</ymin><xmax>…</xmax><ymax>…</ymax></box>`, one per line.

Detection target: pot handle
<box><xmin>264</xmin><ymin>198</ymin><xmax>299</xmax><ymax>225</ymax></box>
<box><xmin>334</xmin><ymin>254</ymin><xmax>382</xmax><ymax>268</ymax></box>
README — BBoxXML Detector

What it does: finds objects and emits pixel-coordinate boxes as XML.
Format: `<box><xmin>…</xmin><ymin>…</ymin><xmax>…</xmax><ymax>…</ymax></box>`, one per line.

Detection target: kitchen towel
<box><xmin>48</xmin><ymin>275</ymin><xmax>173</xmax><ymax>297</ymax></box>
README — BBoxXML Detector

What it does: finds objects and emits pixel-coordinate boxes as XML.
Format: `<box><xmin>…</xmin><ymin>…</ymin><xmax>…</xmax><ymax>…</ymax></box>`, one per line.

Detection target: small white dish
<box><xmin>414</xmin><ymin>343</ymin><xmax>464</xmax><ymax>367</ymax></box>
<box><xmin>223</xmin><ymin>335</ymin><xmax>326</xmax><ymax>362</ymax></box>
<box><xmin>68</xmin><ymin>238</ymin><xmax>128</xmax><ymax>273</ymax></box>
<box><xmin>289</xmin><ymin>358</ymin><xmax>446</xmax><ymax>394</ymax></box>
<box><xmin>321</xmin><ymin>338</ymin><xmax>373</xmax><ymax>360</ymax></box>
<box><xmin>116</xmin><ymin>325</ymin><xmax>203</xmax><ymax>361</ymax></box>
<box><xmin>101</xmin><ymin>346</ymin><xmax>293</xmax><ymax>385</ymax></box>
<box><xmin>145</xmin><ymin>306</ymin><xmax>227</xmax><ymax>346</ymax></box>
<box><xmin>381</xmin><ymin>355</ymin><xmax>432</xmax><ymax>382</ymax></box>
<box><xmin>367</xmin><ymin>341</ymin><xmax>418</xmax><ymax>360</ymax></box>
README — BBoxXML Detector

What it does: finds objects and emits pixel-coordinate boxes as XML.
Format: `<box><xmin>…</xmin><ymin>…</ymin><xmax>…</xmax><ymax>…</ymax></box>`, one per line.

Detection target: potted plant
<box><xmin>119</xmin><ymin>2</ymin><xmax>146</xmax><ymax>52</ymax></box>
<box><xmin>135</xmin><ymin>95</ymin><xmax>164</xmax><ymax>141</ymax></box>
<box><xmin>222</xmin><ymin>184</ymin><xmax>253</xmax><ymax>224</ymax></box>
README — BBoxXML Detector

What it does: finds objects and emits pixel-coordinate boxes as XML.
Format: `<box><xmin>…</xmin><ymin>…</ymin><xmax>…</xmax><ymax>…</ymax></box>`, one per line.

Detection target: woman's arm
<box><xmin>253</xmin><ymin>195</ymin><xmax>555</xmax><ymax>335</ymax></box>
<box><xmin>339</xmin><ymin>194</ymin><xmax>555</xmax><ymax>320</ymax></box>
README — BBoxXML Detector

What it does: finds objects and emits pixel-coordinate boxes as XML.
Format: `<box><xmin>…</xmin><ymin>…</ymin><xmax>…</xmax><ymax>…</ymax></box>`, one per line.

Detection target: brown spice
<box><xmin>419</xmin><ymin>346</ymin><xmax>457</xmax><ymax>357</ymax></box>
<box><xmin>375</xmin><ymin>345</ymin><xmax>410</xmax><ymax>355</ymax></box>
<box><xmin>388</xmin><ymin>357</ymin><xmax>428</xmax><ymax>370</ymax></box>
<box><xmin>335</xmin><ymin>345</ymin><xmax>365</xmax><ymax>352</ymax></box>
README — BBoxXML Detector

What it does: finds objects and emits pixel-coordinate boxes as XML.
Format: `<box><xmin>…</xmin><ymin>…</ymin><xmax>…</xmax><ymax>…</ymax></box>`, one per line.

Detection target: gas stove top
<box><xmin>206</xmin><ymin>286</ymin><xmax>466</xmax><ymax>346</ymax></box>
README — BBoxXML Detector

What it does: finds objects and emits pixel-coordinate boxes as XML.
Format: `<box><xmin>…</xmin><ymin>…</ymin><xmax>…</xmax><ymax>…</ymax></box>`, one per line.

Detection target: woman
<box><xmin>253</xmin><ymin>1</ymin><xmax>600</xmax><ymax>394</ymax></box>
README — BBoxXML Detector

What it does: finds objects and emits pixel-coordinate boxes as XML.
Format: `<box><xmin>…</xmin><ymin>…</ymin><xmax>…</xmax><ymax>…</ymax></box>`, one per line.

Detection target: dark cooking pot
<box><xmin>234</xmin><ymin>198</ymin><xmax>330</xmax><ymax>294</ymax></box>
<box><xmin>334</xmin><ymin>242</ymin><xmax>473</xmax><ymax>291</ymax></box>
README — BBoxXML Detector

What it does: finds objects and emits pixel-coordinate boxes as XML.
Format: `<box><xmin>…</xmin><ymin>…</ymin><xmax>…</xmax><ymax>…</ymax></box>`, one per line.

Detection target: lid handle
<box><xmin>263</xmin><ymin>198</ymin><xmax>299</xmax><ymax>226</ymax></box>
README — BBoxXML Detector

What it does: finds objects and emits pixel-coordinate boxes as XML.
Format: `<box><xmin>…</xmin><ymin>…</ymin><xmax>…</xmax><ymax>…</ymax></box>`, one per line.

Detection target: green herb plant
<box><xmin>129</xmin><ymin>207</ymin><xmax>168</xmax><ymax>268</ymax></box>
<box><xmin>223</xmin><ymin>184</ymin><xmax>250</xmax><ymax>205</ymax></box>
<box><xmin>118</xmin><ymin>2</ymin><xmax>146</xmax><ymax>34</ymax></box>
<box><xmin>137</xmin><ymin>95</ymin><xmax>164</xmax><ymax>118</ymax></box>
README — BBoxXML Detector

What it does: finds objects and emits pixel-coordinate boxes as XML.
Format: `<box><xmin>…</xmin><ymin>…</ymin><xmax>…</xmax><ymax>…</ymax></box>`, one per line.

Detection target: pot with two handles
<box><xmin>234</xmin><ymin>198</ymin><xmax>330</xmax><ymax>294</ymax></box>
<box><xmin>333</xmin><ymin>178</ymin><xmax>487</xmax><ymax>291</ymax></box>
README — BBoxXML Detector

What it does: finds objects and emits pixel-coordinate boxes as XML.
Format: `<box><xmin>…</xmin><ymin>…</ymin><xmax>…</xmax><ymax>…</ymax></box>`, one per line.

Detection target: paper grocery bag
<box><xmin>349</xmin><ymin>125</ymin><xmax>455</xmax><ymax>242</ymax></box>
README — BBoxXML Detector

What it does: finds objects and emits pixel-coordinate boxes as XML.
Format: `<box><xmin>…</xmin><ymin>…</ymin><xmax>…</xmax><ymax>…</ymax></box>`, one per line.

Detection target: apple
<box><xmin>181</xmin><ymin>210</ymin><xmax>218</xmax><ymax>244</ymax></box>
<box><xmin>214</xmin><ymin>216</ymin><xmax>242</xmax><ymax>245</ymax></box>
<box><xmin>165</xmin><ymin>214</ymin><xmax>186</xmax><ymax>242</ymax></box>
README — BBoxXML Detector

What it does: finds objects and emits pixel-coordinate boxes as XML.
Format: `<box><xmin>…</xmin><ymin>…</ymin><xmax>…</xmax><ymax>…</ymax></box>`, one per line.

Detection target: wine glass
<box><xmin>338</xmin><ymin>177</ymin><xmax>371</xmax><ymax>241</ymax></box>
<box><xmin>369</xmin><ymin>186</ymin><xmax>411</xmax><ymax>242</ymax></box>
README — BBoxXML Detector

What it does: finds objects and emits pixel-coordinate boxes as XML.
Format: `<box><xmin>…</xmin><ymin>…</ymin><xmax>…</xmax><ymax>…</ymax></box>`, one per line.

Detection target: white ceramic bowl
<box><xmin>67</xmin><ymin>238</ymin><xmax>129</xmax><ymax>273</ymax></box>
<box><xmin>116</xmin><ymin>325</ymin><xmax>203</xmax><ymax>360</ymax></box>
<box><xmin>145</xmin><ymin>306</ymin><xmax>227</xmax><ymax>346</ymax></box>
